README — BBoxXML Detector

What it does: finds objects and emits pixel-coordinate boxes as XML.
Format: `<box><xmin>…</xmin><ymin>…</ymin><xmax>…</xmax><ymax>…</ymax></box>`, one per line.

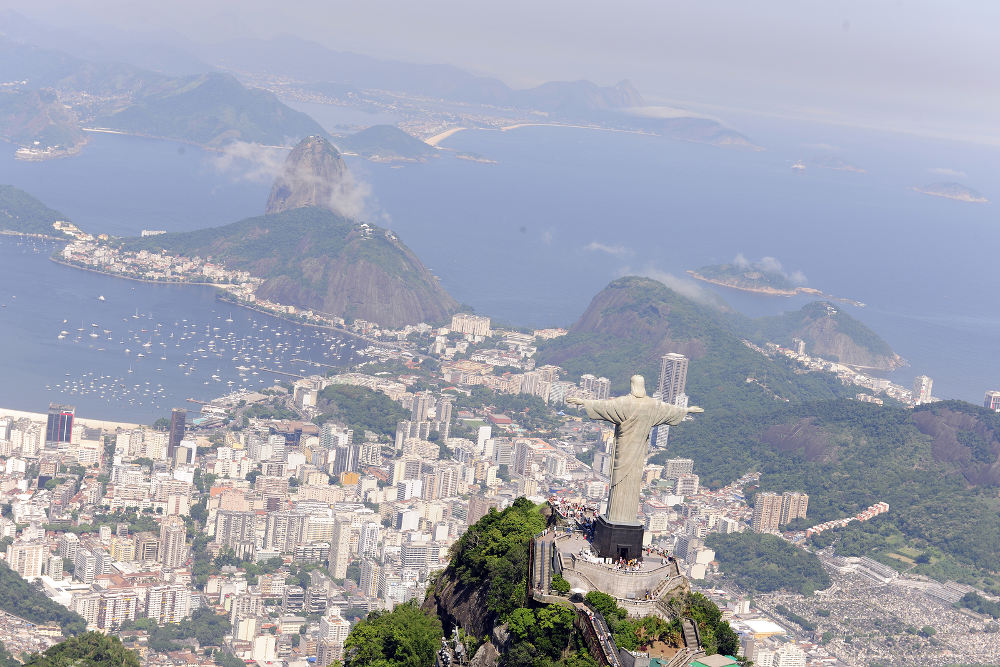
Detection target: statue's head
<box><xmin>630</xmin><ymin>375</ymin><xmax>647</xmax><ymax>398</ymax></box>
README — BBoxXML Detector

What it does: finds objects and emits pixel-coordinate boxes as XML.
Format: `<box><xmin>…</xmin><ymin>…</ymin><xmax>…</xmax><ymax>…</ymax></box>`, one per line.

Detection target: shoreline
<box><xmin>0</xmin><ymin>406</ymin><xmax>142</xmax><ymax>431</ymax></box>
<box><xmin>47</xmin><ymin>250</ymin><xmax>428</xmax><ymax>360</ymax></box>
<box><xmin>49</xmin><ymin>255</ymin><xmax>233</xmax><ymax>289</ymax></box>
<box><xmin>425</xmin><ymin>121</ymin><xmax>654</xmax><ymax>147</ymax></box>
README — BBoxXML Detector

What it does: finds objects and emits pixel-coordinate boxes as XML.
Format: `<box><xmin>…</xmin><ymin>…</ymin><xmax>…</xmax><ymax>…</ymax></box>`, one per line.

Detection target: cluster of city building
<box><xmin>758</xmin><ymin>338</ymin><xmax>937</xmax><ymax>407</ymax></box>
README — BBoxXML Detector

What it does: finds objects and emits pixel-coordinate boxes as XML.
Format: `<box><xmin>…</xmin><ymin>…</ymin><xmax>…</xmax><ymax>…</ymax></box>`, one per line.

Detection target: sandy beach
<box><xmin>425</xmin><ymin>127</ymin><xmax>467</xmax><ymax>146</ymax></box>
<box><xmin>0</xmin><ymin>406</ymin><xmax>142</xmax><ymax>431</ymax></box>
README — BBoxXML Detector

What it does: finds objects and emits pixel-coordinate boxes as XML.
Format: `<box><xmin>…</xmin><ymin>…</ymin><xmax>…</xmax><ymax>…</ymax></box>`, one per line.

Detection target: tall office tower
<box><xmin>985</xmin><ymin>390</ymin><xmax>1000</xmax><ymax>412</ymax></box>
<box><xmin>912</xmin><ymin>376</ymin><xmax>933</xmax><ymax>404</ymax></box>
<box><xmin>752</xmin><ymin>492</ymin><xmax>783</xmax><ymax>534</ymax></box>
<box><xmin>168</xmin><ymin>409</ymin><xmax>186</xmax><ymax>461</ymax></box>
<box><xmin>411</xmin><ymin>391</ymin><xmax>433</xmax><ymax>422</ymax></box>
<box><xmin>779</xmin><ymin>492</ymin><xmax>809</xmax><ymax>524</ymax></box>
<box><xmin>45</xmin><ymin>403</ymin><xmax>75</xmax><ymax>448</ymax></box>
<box><xmin>328</xmin><ymin>518</ymin><xmax>351</xmax><ymax>580</ymax></box>
<box><xmin>159</xmin><ymin>515</ymin><xmax>188</xmax><ymax>569</ymax></box>
<box><xmin>657</xmin><ymin>353</ymin><xmax>689</xmax><ymax>404</ymax></box>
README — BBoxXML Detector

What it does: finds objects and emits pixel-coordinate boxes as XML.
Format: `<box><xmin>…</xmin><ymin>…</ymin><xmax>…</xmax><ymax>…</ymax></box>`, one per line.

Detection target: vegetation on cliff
<box><xmin>22</xmin><ymin>632</ymin><xmax>139</xmax><ymax>667</ymax></box>
<box><xmin>0</xmin><ymin>185</ymin><xmax>70</xmax><ymax>236</ymax></box>
<box><xmin>343</xmin><ymin>601</ymin><xmax>442</xmax><ymax>667</ymax></box>
<box><xmin>585</xmin><ymin>591</ymin><xmax>739</xmax><ymax>657</ymax></box>
<box><xmin>0</xmin><ymin>561</ymin><xmax>86</xmax><ymax>635</ymax></box>
<box><xmin>127</xmin><ymin>206</ymin><xmax>457</xmax><ymax>327</ymax></box>
<box><xmin>447</xmin><ymin>498</ymin><xmax>546</xmax><ymax>622</ymax></box>
<box><xmin>704</xmin><ymin>533</ymin><xmax>831</xmax><ymax>595</ymax></box>
<box><xmin>745</xmin><ymin>301</ymin><xmax>899</xmax><ymax>369</ymax></box>
<box><xmin>660</xmin><ymin>399</ymin><xmax>1000</xmax><ymax>590</ymax></box>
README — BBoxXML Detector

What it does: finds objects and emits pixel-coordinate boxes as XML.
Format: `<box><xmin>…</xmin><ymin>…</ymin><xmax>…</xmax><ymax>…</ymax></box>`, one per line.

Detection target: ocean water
<box><xmin>0</xmin><ymin>117</ymin><xmax>998</xmax><ymax>416</ymax></box>
<box><xmin>0</xmin><ymin>237</ymin><xmax>359</xmax><ymax>423</ymax></box>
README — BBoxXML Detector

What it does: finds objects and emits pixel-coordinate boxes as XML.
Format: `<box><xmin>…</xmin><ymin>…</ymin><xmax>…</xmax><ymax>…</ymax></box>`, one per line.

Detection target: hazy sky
<box><xmin>3</xmin><ymin>0</ymin><xmax>999</xmax><ymax>143</ymax></box>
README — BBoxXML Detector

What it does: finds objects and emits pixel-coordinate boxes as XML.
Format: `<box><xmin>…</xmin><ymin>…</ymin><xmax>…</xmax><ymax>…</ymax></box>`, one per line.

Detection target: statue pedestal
<box><xmin>592</xmin><ymin>515</ymin><xmax>644</xmax><ymax>560</ymax></box>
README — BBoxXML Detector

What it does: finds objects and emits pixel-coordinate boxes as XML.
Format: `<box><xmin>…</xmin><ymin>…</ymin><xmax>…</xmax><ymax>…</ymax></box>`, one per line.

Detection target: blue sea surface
<box><xmin>0</xmin><ymin>119</ymin><xmax>997</xmax><ymax>417</ymax></box>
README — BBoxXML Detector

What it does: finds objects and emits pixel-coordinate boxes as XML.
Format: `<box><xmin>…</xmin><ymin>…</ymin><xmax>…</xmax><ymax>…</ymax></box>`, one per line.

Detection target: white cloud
<box><xmin>733</xmin><ymin>252</ymin><xmax>750</xmax><ymax>268</ymax></box>
<box><xmin>617</xmin><ymin>265</ymin><xmax>723</xmax><ymax>308</ymax></box>
<box><xmin>585</xmin><ymin>241</ymin><xmax>630</xmax><ymax>257</ymax></box>
<box><xmin>758</xmin><ymin>256</ymin><xmax>784</xmax><ymax>274</ymax></box>
<box><xmin>209</xmin><ymin>141</ymin><xmax>288</xmax><ymax>184</ymax></box>
<box><xmin>928</xmin><ymin>167</ymin><xmax>967</xmax><ymax>178</ymax></box>
<box><xmin>210</xmin><ymin>140</ymin><xmax>374</xmax><ymax>220</ymax></box>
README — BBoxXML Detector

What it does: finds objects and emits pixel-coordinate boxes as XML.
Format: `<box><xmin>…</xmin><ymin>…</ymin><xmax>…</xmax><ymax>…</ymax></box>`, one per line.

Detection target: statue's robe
<box><xmin>584</xmin><ymin>395</ymin><xmax>688</xmax><ymax>523</ymax></box>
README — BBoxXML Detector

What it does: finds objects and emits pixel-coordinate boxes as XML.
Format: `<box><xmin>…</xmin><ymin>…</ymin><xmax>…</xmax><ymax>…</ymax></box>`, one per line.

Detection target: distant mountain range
<box><xmin>0</xmin><ymin>35</ymin><xmax>326</xmax><ymax>150</ymax></box>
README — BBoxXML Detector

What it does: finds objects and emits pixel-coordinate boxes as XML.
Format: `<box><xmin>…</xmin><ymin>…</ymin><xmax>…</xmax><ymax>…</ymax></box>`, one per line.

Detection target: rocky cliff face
<box><xmin>266</xmin><ymin>135</ymin><xmax>350</xmax><ymax>214</ymax></box>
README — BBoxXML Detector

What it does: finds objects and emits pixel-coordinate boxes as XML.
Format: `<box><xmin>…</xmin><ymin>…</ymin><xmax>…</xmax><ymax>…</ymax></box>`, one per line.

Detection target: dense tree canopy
<box><xmin>343</xmin><ymin>601</ymin><xmax>441</xmax><ymax>667</ymax></box>
<box><xmin>449</xmin><ymin>498</ymin><xmax>547</xmax><ymax>620</ymax></box>
<box><xmin>316</xmin><ymin>385</ymin><xmax>409</xmax><ymax>439</ymax></box>
<box><xmin>0</xmin><ymin>562</ymin><xmax>86</xmax><ymax>635</ymax></box>
<box><xmin>23</xmin><ymin>633</ymin><xmax>139</xmax><ymax>667</ymax></box>
<box><xmin>706</xmin><ymin>532</ymin><xmax>831</xmax><ymax>595</ymax></box>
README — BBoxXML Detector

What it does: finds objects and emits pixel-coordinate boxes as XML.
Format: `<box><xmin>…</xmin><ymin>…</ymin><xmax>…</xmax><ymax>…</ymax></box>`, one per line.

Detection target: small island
<box><xmin>912</xmin><ymin>182</ymin><xmax>988</xmax><ymax>204</ymax></box>
<box><xmin>688</xmin><ymin>261</ymin><xmax>864</xmax><ymax>307</ymax></box>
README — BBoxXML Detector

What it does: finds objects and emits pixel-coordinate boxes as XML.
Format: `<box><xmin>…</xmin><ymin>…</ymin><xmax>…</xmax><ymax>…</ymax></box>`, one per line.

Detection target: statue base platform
<box><xmin>592</xmin><ymin>515</ymin><xmax>644</xmax><ymax>560</ymax></box>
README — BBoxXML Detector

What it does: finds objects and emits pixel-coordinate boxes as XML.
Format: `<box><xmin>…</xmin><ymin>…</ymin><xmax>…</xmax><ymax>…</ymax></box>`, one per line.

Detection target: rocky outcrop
<box><xmin>469</xmin><ymin>641</ymin><xmax>500</xmax><ymax>667</ymax></box>
<box><xmin>422</xmin><ymin>570</ymin><xmax>495</xmax><ymax>640</ymax></box>
<box><xmin>266</xmin><ymin>135</ymin><xmax>350</xmax><ymax>214</ymax></box>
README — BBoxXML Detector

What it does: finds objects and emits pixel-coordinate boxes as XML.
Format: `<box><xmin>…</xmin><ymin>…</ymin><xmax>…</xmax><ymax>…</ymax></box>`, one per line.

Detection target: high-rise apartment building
<box><xmin>752</xmin><ymin>492</ymin><xmax>783</xmax><ymax>534</ymax></box>
<box><xmin>45</xmin><ymin>403</ymin><xmax>74</xmax><ymax>448</ymax></box>
<box><xmin>658</xmin><ymin>353</ymin><xmax>689</xmax><ymax>404</ymax></box>
<box><xmin>450</xmin><ymin>313</ymin><xmax>491</xmax><ymax>338</ymax></box>
<box><xmin>328</xmin><ymin>518</ymin><xmax>351</xmax><ymax>580</ymax></box>
<box><xmin>779</xmin><ymin>491</ymin><xmax>809</xmax><ymax>524</ymax></box>
<box><xmin>411</xmin><ymin>392</ymin><xmax>433</xmax><ymax>422</ymax></box>
<box><xmin>985</xmin><ymin>390</ymin><xmax>1000</xmax><ymax>412</ymax></box>
<box><xmin>263</xmin><ymin>511</ymin><xmax>308</xmax><ymax>554</ymax></box>
<box><xmin>159</xmin><ymin>516</ymin><xmax>188</xmax><ymax>569</ymax></box>
<box><xmin>7</xmin><ymin>540</ymin><xmax>46</xmax><ymax>579</ymax></box>
<box><xmin>912</xmin><ymin>376</ymin><xmax>933</xmax><ymax>404</ymax></box>
<box><xmin>663</xmin><ymin>458</ymin><xmax>694</xmax><ymax>479</ymax></box>
<box><xmin>167</xmin><ymin>408</ymin><xmax>186</xmax><ymax>461</ymax></box>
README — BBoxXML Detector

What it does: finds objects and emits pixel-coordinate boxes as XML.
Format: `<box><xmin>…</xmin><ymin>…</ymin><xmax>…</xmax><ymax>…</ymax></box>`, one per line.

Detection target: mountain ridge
<box><xmin>127</xmin><ymin>206</ymin><xmax>457</xmax><ymax>328</ymax></box>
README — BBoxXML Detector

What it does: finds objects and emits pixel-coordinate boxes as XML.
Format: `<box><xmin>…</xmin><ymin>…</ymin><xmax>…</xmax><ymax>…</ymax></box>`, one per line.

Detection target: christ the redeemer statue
<box><xmin>567</xmin><ymin>374</ymin><xmax>702</xmax><ymax>558</ymax></box>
